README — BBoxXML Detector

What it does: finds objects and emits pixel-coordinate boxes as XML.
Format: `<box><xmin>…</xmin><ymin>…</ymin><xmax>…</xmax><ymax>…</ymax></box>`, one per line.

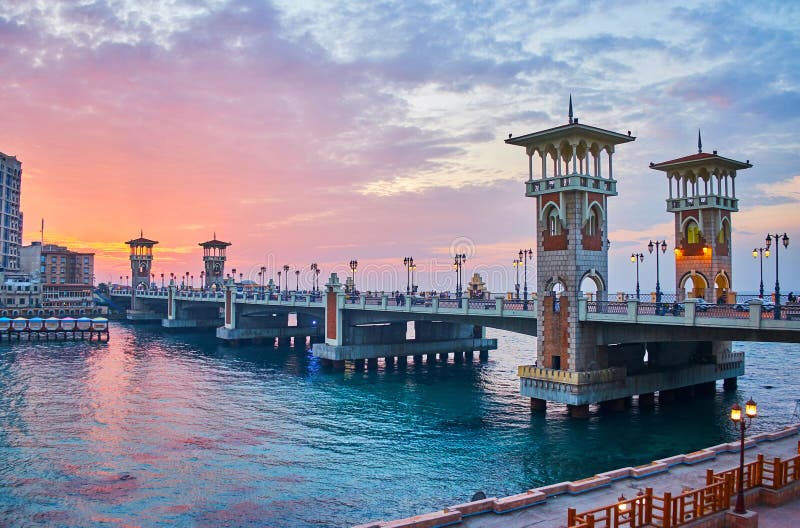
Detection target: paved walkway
<box><xmin>753</xmin><ymin>500</ymin><xmax>800</xmax><ymax>527</ymax></box>
<box><xmin>458</xmin><ymin>427</ymin><xmax>800</xmax><ymax>528</ymax></box>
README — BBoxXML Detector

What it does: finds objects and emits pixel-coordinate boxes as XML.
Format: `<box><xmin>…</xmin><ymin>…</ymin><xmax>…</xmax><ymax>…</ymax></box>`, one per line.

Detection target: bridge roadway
<box><xmin>110</xmin><ymin>289</ymin><xmax>800</xmax><ymax>345</ymax></box>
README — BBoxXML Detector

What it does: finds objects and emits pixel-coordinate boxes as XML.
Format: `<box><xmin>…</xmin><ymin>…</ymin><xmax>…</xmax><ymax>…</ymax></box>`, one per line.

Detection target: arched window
<box><xmin>587</xmin><ymin>207</ymin><xmax>599</xmax><ymax>236</ymax></box>
<box><xmin>548</xmin><ymin>208</ymin><xmax>561</xmax><ymax>236</ymax></box>
<box><xmin>717</xmin><ymin>221</ymin><xmax>728</xmax><ymax>243</ymax></box>
<box><xmin>686</xmin><ymin>220</ymin><xmax>700</xmax><ymax>244</ymax></box>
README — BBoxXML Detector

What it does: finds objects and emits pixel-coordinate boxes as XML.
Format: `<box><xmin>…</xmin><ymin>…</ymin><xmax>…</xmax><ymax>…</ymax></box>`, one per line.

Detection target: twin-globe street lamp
<box><xmin>453</xmin><ymin>254</ymin><xmax>466</xmax><ymax>299</ymax></box>
<box><xmin>519</xmin><ymin>249</ymin><xmax>533</xmax><ymax>310</ymax></box>
<box><xmin>512</xmin><ymin>258</ymin><xmax>521</xmax><ymax>299</ymax></box>
<box><xmin>349</xmin><ymin>260</ymin><xmax>358</xmax><ymax>294</ymax></box>
<box><xmin>752</xmin><ymin>247</ymin><xmax>769</xmax><ymax>299</ymax></box>
<box><xmin>730</xmin><ymin>397</ymin><xmax>758</xmax><ymax>515</ymax></box>
<box><xmin>648</xmin><ymin>239</ymin><xmax>667</xmax><ymax>309</ymax></box>
<box><xmin>630</xmin><ymin>253</ymin><xmax>644</xmax><ymax>300</ymax></box>
<box><xmin>403</xmin><ymin>256</ymin><xmax>416</xmax><ymax>295</ymax></box>
<box><xmin>765</xmin><ymin>233</ymin><xmax>789</xmax><ymax>320</ymax></box>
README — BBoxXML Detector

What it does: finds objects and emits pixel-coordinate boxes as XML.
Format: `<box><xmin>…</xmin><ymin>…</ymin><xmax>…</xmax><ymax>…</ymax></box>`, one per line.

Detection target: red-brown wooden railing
<box><xmin>567</xmin><ymin>441</ymin><xmax>800</xmax><ymax>528</ymax></box>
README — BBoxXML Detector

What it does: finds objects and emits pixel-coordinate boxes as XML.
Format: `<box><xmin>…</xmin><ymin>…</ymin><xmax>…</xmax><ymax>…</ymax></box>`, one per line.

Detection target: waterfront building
<box><xmin>20</xmin><ymin>241</ymin><xmax>95</xmax><ymax>306</ymax></box>
<box><xmin>0</xmin><ymin>274</ymin><xmax>42</xmax><ymax>309</ymax></box>
<box><xmin>650</xmin><ymin>133</ymin><xmax>751</xmax><ymax>303</ymax></box>
<box><xmin>0</xmin><ymin>152</ymin><xmax>23</xmax><ymax>272</ymax></box>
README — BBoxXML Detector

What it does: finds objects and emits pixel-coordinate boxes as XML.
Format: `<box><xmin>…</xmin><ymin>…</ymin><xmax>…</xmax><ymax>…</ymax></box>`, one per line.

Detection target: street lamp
<box><xmin>349</xmin><ymin>260</ymin><xmax>358</xmax><ymax>294</ymax></box>
<box><xmin>283</xmin><ymin>265</ymin><xmax>290</xmax><ymax>295</ymax></box>
<box><xmin>403</xmin><ymin>257</ymin><xmax>415</xmax><ymax>295</ymax></box>
<box><xmin>200</xmin><ymin>271</ymin><xmax>205</xmax><ymax>291</ymax></box>
<box><xmin>630</xmin><ymin>253</ymin><xmax>644</xmax><ymax>300</ymax></box>
<box><xmin>752</xmin><ymin>247</ymin><xmax>769</xmax><ymax>299</ymax></box>
<box><xmin>730</xmin><ymin>397</ymin><xmax>758</xmax><ymax>515</ymax></box>
<box><xmin>519</xmin><ymin>248</ymin><xmax>533</xmax><ymax>310</ymax></box>
<box><xmin>161</xmin><ymin>273</ymin><xmax>165</xmax><ymax>289</ymax></box>
<box><xmin>453</xmin><ymin>253</ymin><xmax>466</xmax><ymax>299</ymax></box>
<box><xmin>260</xmin><ymin>266</ymin><xmax>266</xmax><ymax>295</ymax></box>
<box><xmin>295</xmin><ymin>269</ymin><xmax>300</xmax><ymax>291</ymax></box>
<box><xmin>648</xmin><ymin>240</ymin><xmax>667</xmax><ymax>310</ymax></box>
<box><xmin>277</xmin><ymin>271</ymin><xmax>282</xmax><ymax>294</ymax></box>
<box><xmin>231</xmin><ymin>268</ymin><xmax>237</xmax><ymax>286</ymax></box>
<box><xmin>310</xmin><ymin>263</ymin><xmax>319</xmax><ymax>293</ymax></box>
<box><xmin>512</xmin><ymin>258</ymin><xmax>521</xmax><ymax>299</ymax></box>
<box><xmin>765</xmin><ymin>233</ymin><xmax>790</xmax><ymax>319</ymax></box>
<box><xmin>315</xmin><ymin>266</ymin><xmax>321</xmax><ymax>294</ymax></box>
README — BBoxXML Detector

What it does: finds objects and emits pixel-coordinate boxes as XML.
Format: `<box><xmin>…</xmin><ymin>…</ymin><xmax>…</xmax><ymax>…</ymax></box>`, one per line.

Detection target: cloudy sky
<box><xmin>1</xmin><ymin>0</ymin><xmax>798</xmax><ymax>294</ymax></box>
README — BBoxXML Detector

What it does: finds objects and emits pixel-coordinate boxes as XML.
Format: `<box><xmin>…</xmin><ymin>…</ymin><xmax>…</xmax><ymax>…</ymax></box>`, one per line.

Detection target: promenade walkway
<box><xmin>358</xmin><ymin>424</ymin><xmax>800</xmax><ymax>528</ymax></box>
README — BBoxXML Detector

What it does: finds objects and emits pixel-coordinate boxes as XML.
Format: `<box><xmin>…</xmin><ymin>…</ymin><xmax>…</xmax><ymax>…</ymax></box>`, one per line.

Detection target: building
<box><xmin>0</xmin><ymin>152</ymin><xmax>23</xmax><ymax>272</ymax></box>
<box><xmin>20</xmin><ymin>241</ymin><xmax>95</xmax><ymax>306</ymax></box>
<box><xmin>0</xmin><ymin>275</ymin><xmax>42</xmax><ymax>309</ymax></box>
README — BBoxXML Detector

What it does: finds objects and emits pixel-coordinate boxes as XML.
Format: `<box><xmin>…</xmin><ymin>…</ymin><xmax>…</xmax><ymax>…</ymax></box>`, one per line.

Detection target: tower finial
<box><xmin>697</xmin><ymin>129</ymin><xmax>702</xmax><ymax>153</ymax></box>
<box><xmin>568</xmin><ymin>94</ymin><xmax>574</xmax><ymax>124</ymax></box>
<box><xmin>214</xmin><ymin>231</ymin><xmax>216</xmax><ymax>240</ymax></box>
<box><xmin>140</xmin><ymin>228</ymin><xmax>143</xmax><ymax>238</ymax></box>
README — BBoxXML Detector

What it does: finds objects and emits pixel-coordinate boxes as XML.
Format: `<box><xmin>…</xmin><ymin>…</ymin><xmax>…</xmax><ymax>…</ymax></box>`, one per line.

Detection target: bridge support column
<box><xmin>397</xmin><ymin>355</ymin><xmax>407</xmax><ymax>367</ymax></box>
<box><xmin>530</xmin><ymin>398</ymin><xmax>546</xmax><ymax>412</ymax></box>
<box><xmin>724</xmin><ymin>377</ymin><xmax>738</xmax><ymax>390</ymax></box>
<box><xmin>438</xmin><ymin>352</ymin><xmax>448</xmax><ymax>362</ymax></box>
<box><xmin>384</xmin><ymin>356</ymin><xmax>395</xmax><ymax>367</ymax></box>
<box><xmin>465</xmin><ymin>350</ymin><xmax>474</xmax><ymax>361</ymax></box>
<box><xmin>567</xmin><ymin>404</ymin><xmax>590</xmax><ymax>419</ymax></box>
<box><xmin>413</xmin><ymin>354</ymin><xmax>423</xmax><ymax>364</ymax></box>
<box><xmin>367</xmin><ymin>358</ymin><xmax>378</xmax><ymax>369</ymax></box>
<box><xmin>695</xmin><ymin>381</ymin><xmax>716</xmax><ymax>396</ymax></box>
<box><xmin>354</xmin><ymin>358</ymin><xmax>365</xmax><ymax>369</ymax></box>
<box><xmin>659</xmin><ymin>389</ymin><xmax>677</xmax><ymax>403</ymax></box>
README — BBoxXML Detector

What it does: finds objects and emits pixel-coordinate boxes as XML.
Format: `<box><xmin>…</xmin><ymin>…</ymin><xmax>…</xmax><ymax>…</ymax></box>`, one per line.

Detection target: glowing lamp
<box><xmin>730</xmin><ymin>403</ymin><xmax>742</xmax><ymax>422</ymax></box>
<box><xmin>745</xmin><ymin>398</ymin><xmax>757</xmax><ymax>418</ymax></box>
<box><xmin>617</xmin><ymin>494</ymin><xmax>628</xmax><ymax>512</ymax></box>
<box><xmin>752</xmin><ymin>249</ymin><xmax>758</xmax><ymax>258</ymax></box>
<box><xmin>702</xmin><ymin>246</ymin><xmax>709</xmax><ymax>255</ymax></box>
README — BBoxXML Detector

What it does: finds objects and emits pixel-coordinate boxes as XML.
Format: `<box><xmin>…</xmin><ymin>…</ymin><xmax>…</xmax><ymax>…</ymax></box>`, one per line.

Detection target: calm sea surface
<box><xmin>1</xmin><ymin>323</ymin><xmax>798</xmax><ymax>527</ymax></box>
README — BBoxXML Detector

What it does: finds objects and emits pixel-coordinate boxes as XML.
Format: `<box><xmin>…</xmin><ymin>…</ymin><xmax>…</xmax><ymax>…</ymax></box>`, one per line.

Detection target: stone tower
<box><xmin>505</xmin><ymin>98</ymin><xmax>635</xmax><ymax>415</ymax></box>
<box><xmin>126</xmin><ymin>232</ymin><xmax>157</xmax><ymax>312</ymax></box>
<box><xmin>650</xmin><ymin>132</ymin><xmax>751</xmax><ymax>303</ymax></box>
<box><xmin>199</xmin><ymin>235</ymin><xmax>231</xmax><ymax>289</ymax></box>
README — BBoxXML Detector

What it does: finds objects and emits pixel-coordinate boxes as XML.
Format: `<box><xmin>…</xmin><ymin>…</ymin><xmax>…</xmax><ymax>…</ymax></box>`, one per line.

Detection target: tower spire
<box><xmin>568</xmin><ymin>94</ymin><xmax>574</xmax><ymax>124</ymax></box>
<box><xmin>697</xmin><ymin>129</ymin><xmax>702</xmax><ymax>153</ymax></box>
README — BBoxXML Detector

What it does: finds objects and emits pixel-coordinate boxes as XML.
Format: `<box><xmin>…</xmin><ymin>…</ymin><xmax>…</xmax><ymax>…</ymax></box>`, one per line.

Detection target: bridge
<box><xmin>110</xmin><ymin>100</ymin><xmax>799</xmax><ymax>416</ymax></box>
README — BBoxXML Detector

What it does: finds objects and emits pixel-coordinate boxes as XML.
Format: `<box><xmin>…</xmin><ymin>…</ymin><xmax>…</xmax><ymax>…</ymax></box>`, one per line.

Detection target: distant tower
<box><xmin>650</xmin><ymin>132</ymin><xmax>751</xmax><ymax>302</ymax></box>
<box><xmin>126</xmin><ymin>231</ymin><xmax>158</xmax><ymax>289</ymax></box>
<box><xmin>126</xmin><ymin>232</ymin><xmax>157</xmax><ymax>312</ymax></box>
<box><xmin>506</xmin><ymin>97</ymin><xmax>635</xmax><ymax>379</ymax></box>
<box><xmin>200</xmin><ymin>234</ymin><xmax>231</xmax><ymax>288</ymax></box>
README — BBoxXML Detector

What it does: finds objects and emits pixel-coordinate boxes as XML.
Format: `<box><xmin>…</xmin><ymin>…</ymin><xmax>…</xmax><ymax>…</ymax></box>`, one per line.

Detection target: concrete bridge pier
<box><xmin>530</xmin><ymin>398</ymin><xmax>546</xmax><ymax>412</ymax></box>
<box><xmin>724</xmin><ymin>377</ymin><xmax>738</xmax><ymax>390</ymax></box>
<box><xmin>312</xmin><ymin>274</ymin><xmax>497</xmax><ymax>363</ymax></box>
<box><xmin>162</xmin><ymin>287</ymin><xmax>223</xmax><ymax>329</ymax></box>
<box><xmin>216</xmin><ymin>282</ymin><xmax>323</xmax><ymax>343</ymax></box>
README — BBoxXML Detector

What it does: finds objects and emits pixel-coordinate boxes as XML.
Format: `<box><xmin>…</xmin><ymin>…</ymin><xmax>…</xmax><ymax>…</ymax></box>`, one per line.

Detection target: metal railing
<box><xmin>586</xmin><ymin>301</ymin><xmax>628</xmax><ymax>314</ymax></box>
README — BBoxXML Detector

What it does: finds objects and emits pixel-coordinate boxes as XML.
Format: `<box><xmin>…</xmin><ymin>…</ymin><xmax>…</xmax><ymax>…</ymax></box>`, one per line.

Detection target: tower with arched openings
<box><xmin>650</xmin><ymin>132</ymin><xmax>751</xmax><ymax>303</ymax></box>
<box><xmin>200</xmin><ymin>235</ymin><xmax>231</xmax><ymax>289</ymax></box>
<box><xmin>506</xmin><ymin>97</ymin><xmax>635</xmax><ymax>415</ymax></box>
<box><xmin>126</xmin><ymin>231</ymin><xmax>158</xmax><ymax>312</ymax></box>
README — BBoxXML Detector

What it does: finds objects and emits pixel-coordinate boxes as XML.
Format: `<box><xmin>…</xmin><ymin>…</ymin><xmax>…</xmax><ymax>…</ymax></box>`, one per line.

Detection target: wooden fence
<box><xmin>567</xmin><ymin>442</ymin><xmax>800</xmax><ymax>528</ymax></box>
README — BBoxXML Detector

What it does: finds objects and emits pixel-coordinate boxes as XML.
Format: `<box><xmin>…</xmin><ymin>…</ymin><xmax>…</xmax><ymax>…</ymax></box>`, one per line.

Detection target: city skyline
<box><xmin>1</xmin><ymin>0</ymin><xmax>798</xmax><ymax>294</ymax></box>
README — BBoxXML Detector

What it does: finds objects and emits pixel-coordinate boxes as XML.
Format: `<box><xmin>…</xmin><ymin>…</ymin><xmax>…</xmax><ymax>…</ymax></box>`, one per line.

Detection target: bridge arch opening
<box><xmin>579</xmin><ymin>271</ymin><xmax>605</xmax><ymax>301</ymax></box>
<box><xmin>680</xmin><ymin>271</ymin><xmax>708</xmax><ymax>300</ymax></box>
<box><xmin>715</xmin><ymin>271</ymin><xmax>730</xmax><ymax>303</ymax></box>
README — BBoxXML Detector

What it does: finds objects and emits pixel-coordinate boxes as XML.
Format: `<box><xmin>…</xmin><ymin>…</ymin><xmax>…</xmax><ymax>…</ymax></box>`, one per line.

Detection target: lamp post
<box><xmin>453</xmin><ymin>253</ymin><xmax>466</xmax><ymax>299</ymax></box>
<box><xmin>277</xmin><ymin>271</ymin><xmax>282</xmax><ymax>294</ymax></box>
<box><xmin>283</xmin><ymin>264</ymin><xmax>290</xmax><ymax>295</ymax></box>
<box><xmin>752</xmin><ymin>247</ymin><xmax>769</xmax><ymax>299</ymax></box>
<box><xmin>315</xmin><ymin>267</ymin><xmax>321</xmax><ymax>294</ymax></box>
<box><xmin>200</xmin><ymin>271</ymin><xmax>204</xmax><ymax>291</ymax></box>
<box><xmin>349</xmin><ymin>260</ymin><xmax>358</xmax><ymax>294</ymax></box>
<box><xmin>161</xmin><ymin>273</ymin><xmax>165</xmax><ymax>289</ymax></box>
<box><xmin>630</xmin><ymin>253</ymin><xmax>644</xmax><ymax>300</ymax></box>
<box><xmin>231</xmin><ymin>268</ymin><xmax>237</xmax><ymax>286</ymax></box>
<box><xmin>519</xmin><ymin>248</ymin><xmax>533</xmax><ymax>310</ymax></box>
<box><xmin>260</xmin><ymin>266</ymin><xmax>266</xmax><ymax>295</ymax></box>
<box><xmin>295</xmin><ymin>269</ymin><xmax>300</xmax><ymax>291</ymax></box>
<box><xmin>648</xmin><ymin>240</ymin><xmax>667</xmax><ymax>311</ymax></box>
<box><xmin>190</xmin><ymin>274</ymin><xmax>194</xmax><ymax>290</ymax></box>
<box><xmin>730</xmin><ymin>398</ymin><xmax>757</xmax><ymax>515</ymax></box>
<box><xmin>765</xmin><ymin>233</ymin><xmax>789</xmax><ymax>320</ymax></box>
<box><xmin>403</xmin><ymin>257</ymin><xmax>415</xmax><ymax>295</ymax></box>
<box><xmin>310</xmin><ymin>263</ymin><xmax>319</xmax><ymax>293</ymax></box>
<box><xmin>512</xmin><ymin>258</ymin><xmax>521</xmax><ymax>299</ymax></box>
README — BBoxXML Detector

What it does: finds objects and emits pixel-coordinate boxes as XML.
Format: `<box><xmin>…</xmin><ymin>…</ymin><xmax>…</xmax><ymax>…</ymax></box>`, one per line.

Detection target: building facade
<box><xmin>0</xmin><ymin>152</ymin><xmax>23</xmax><ymax>272</ymax></box>
<box><xmin>20</xmin><ymin>242</ymin><xmax>95</xmax><ymax>306</ymax></box>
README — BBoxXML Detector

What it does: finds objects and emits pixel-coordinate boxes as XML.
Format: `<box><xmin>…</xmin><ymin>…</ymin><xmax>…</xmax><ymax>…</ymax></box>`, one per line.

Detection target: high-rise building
<box><xmin>0</xmin><ymin>152</ymin><xmax>23</xmax><ymax>272</ymax></box>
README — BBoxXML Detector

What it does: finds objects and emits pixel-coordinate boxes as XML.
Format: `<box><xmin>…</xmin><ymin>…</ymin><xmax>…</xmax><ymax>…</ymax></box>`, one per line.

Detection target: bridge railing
<box><xmin>586</xmin><ymin>301</ymin><xmax>628</xmax><ymax>314</ymax></box>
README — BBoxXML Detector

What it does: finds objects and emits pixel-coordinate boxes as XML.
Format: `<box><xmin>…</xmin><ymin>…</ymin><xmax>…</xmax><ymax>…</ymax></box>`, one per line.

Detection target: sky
<box><xmin>1</xmin><ymin>0</ymin><xmax>799</xmax><ymax>295</ymax></box>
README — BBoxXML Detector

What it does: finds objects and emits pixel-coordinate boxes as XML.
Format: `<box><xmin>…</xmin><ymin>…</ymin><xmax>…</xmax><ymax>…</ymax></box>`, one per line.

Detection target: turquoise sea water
<box><xmin>0</xmin><ymin>323</ymin><xmax>798</xmax><ymax>527</ymax></box>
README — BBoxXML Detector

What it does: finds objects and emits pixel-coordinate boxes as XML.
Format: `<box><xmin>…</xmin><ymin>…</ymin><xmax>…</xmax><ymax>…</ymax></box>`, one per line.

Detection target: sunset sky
<box><xmin>1</xmin><ymin>0</ymin><xmax>798</xmax><ymax>294</ymax></box>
